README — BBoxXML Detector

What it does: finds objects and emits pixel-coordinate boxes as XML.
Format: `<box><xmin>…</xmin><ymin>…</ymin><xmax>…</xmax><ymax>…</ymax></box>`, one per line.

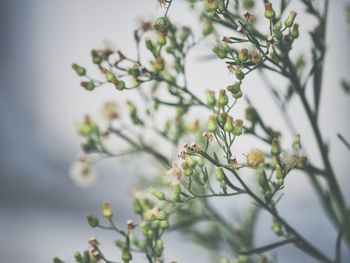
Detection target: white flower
<box><xmin>70</xmin><ymin>157</ymin><xmax>96</xmax><ymax>187</ymax></box>
<box><xmin>164</xmin><ymin>162</ymin><xmax>182</xmax><ymax>186</ymax></box>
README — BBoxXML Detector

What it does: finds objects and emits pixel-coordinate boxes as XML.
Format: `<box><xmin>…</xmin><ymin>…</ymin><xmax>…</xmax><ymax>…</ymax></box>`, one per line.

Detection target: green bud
<box><xmin>235</xmin><ymin>68</ymin><xmax>245</xmax><ymax>80</ymax></box>
<box><xmin>133</xmin><ymin>199</ymin><xmax>143</xmax><ymax>214</ymax></box>
<box><xmin>102</xmin><ymin>202</ymin><xmax>113</xmax><ymax>218</ymax></box>
<box><xmin>205</xmin><ymin>90</ymin><xmax>216</xmax><ymax>107</ymax></box>
<box><xmin>206</xmin><ymin>0</ymin><xmax>219</xmax><ymax>12</ymax></box>
<box><xmin>150</xmin><ymin>188</ymin><xmax>166</xmax><ymax>201</ymax></box>
<box><xmin>80</xmin><ymin>81</ymin><xmax>95</xmax><ymax>91</ymax></box>
<box><xmin>233</xmin><ymin>119</ymin><xmax>243</xmax><ymax>136</ymax></box>
<box><xmin>86</xmin><ymin>213</ymin><xmax>99</xmax><ymax>228</ymax></box>
<box><xmin>271</xmin><ymin>217</ymin><xmax>283</xmax><ymax>236</ymax></box>
<box><xmin>213</xmin><ymin>46</ymin><xmax>227</xmax><ymax>59</ymax></box>
<box><xmin>271</xmin><ymin>138</ymin><xmax>281</xmax><ymax>156</ymax></box>
<box><xmin>150</xmin><ymin>220</ymin><xmax>160</xmax><ymax>230</ymax></box>
<box><xmin>195</xmin><ymin>156</ymin><xmax>205</xmax><ymax>167</ymax></box>
<box><xmin>239</xmin><ymin>48</ymin><xmax>249</xmax><ymax>62</ymax></box>
<box><xmin>91</xmin><ymin>50</ymin><xmax>103</xmax><ymax>65</ymax></box>
<box><xmin>285</xmin><ymin>11</ymin><xmax>297</xmax><ymax>27</ymax></box>
<box><xmin>203</xmin><ymin>20</ymin><xmax>214</xmax><ymax>36</ymax></box>
<box><xmin>105</xmin><ymin>71</ymin><xmax>116</xmax><ymax>82</ymax></box>
<box><xmin>155</xmin><ymin>17</ymin><xmax>170</xmax><ymax>31</ymax></box>
<box><xmin>72</xmin><ymin>63</ymin><xmax>86</xmax><ymax>76</ymax></box>
<box><xmin>145</xmin><ymin>38</ymin><xmax>155</xmax><ymax>54</ymax></box>
<box><xmin>215</xmin><ymin>167</ymin><xmax>225</xmax><ymax>182</ymax></box>
<box><xmin>245</xmin><ymin>106</ymin><xmax>258</xmax><ymax>123</ymax></box>
<box><xmin>290</xmin><ymin>24</ymin><xmax>299</xmax><ymax>39</ymax></box>
<box><xmin>53</xmin><ymin>257</ymin><xmax>65</xmax><ymax>263</ymax></box>
<box><xmin>296</xmin><ymin>156</ymin><xmax>307</xmax><ymax>169</ymax></box>
<box><xmin>218</xmin><ymin>89</ymin><xmax>228</xmax><ymax>108</ymax></box>
<box><xmin>155</xmin><ymin>239</ymin><xmax>164</xmax><ymax>252</ymax></box>
<box><xmin>208</xmin><ymin>115</ymin><xmax>218</xmax><ymax>132</ymax></box>
<box><xmin>157</xmin><ymin>210</ymin><xmax>168</xmax><ymax>220</ymax></box>
<box><xmin>276</xmin><ymin>164</ymin><xmax>283</xmax><ymax>179</ymax></box>
<box><xmin>243</xmin><ymin>0</ymin><xmax>254</xmax><ymax>10</ymax></box>
<box><xmin>264</xmin><ymin>3</ymin><xmax>276</xmax><ymax>20</ymax></box>
<box><xmin>292</xmin><ymin>134</ymin><xmax>301</xmax><ymax>152</ymax></box>
<box><xmin>273</xmin><ymin>21</ymin><xmax>282</xmax><ymax>32</ymax></box>
<box><xmin>237</xmin><ymin>255</ymin><xmax>248</xmax><ymax>263</ymax></box>
<box><xmin>157</xmin><ymin>32</ymin><xmax>166</xmax><ymax>46</ymax></box>
<box><xmin>146</xmin><ymin>229</ymin><xmax>155</xmax><ymax>239</ymax></box>
<box><xmin>121</xmin><ymin>248</ymin><xmax>132</xmax><ymax>263</ymax></box>
<box><xmin>115</xmin><ymin>80</ymin><xmax>126</xmax><ymax>91</ymax></box>
<box><xmin>159</xmin><ymin>219</ymin><xmax>169</xmax><ymax>230</ymax></box>
<box><xmin>224</xmin><ymin>116</ymin><xmax>234</xmax><ymax>132</ymax></box>
<box><xmin>257</xmin><ymin>165</ymin><xmax>269</xmax><ymax>190</ymax></box>
<box><xmin>74</xmin><ymin>252</ymin><xmax>82</xmax><ymax>262</ymax></box>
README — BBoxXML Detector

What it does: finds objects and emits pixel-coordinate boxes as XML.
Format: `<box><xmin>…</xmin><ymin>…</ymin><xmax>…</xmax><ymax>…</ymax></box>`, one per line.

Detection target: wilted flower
<box><xmin>101</xmin><ymin>101</ymin><xmax>118</xmax><ymax>121</ymax></box>
<box><xmin>165</xmin><ymin>162</ymin><xmax>182</xmax><ymax>185</ymax></box>
<box><xmin>246</xmin><ymin>148</ymin><xmax>265</xmax><ymax>168</ymax></box>
<box><xmin>70</xmin><ymin>157</ymin><xmax>96</xmax><ymax>187</ymax></box>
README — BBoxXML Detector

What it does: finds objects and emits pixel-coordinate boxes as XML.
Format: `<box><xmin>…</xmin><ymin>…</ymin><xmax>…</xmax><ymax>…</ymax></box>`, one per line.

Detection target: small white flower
<box><xmin>70</xmin><ymin>157</ymin><xmax>96</xmax><ymax>187</ymax></box>
<box><xmin>164</xmin><ymin>162</ymin><xmax>182</xmax><ymax>186</ymax></box>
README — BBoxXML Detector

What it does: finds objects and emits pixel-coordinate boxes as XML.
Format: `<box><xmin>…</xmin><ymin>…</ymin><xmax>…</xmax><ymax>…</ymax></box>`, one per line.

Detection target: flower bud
<box><xmin>271</xmin><ymin>217</ymin><xmax>283</xmax><ymax>236</ymax></box>
<box><xmin>102</xmin><ymin>202</ymin><xmax>113</xmax><ymax>218</ymax></box>
<box><xmin>203</xmin><ymin>20</ymin><xmax>214</xmax><ymax>36</ymax></box>
<box><xmin>145</xmin><ymin>37</ymin><xmax>154</xmax><ymax>49</ymax></box>
<box><xmin>251</xmin><ymin>50</ymin><xmax>262</xmax><ymax>65</ymax></box>
<box><xmin>86</xmin><ymin>213</ymin><xmax>99</xmax><ymax>228</ymax></box>
<box><xmin>273</xmin><ymin>21</ymin><xmax>282</xmax><ymax>32</ymax></box>
<box><xmin>276</xmin><ymin>164</ymin><xmax>283</xmax><ymax>179</ymax></box>
<box><xmin>224</xmin><ymin>116</ymin><xmax>234</xmax><ymax>133</ymax></box>
<box><xmin>155</xmin><ymin>239</ymin><xmax>164</xmax><ymax>253</ymax></box>
<box><xmin>149</xmin><ymin>187</ymin><xmax>166</xmax><ymax>201</ymax></box>
<box><xmin>290</xmin><ymin>24</ymin><xmax>299</xmax><ymax>39</ymax></box>
<box><xmin>72</xmin><ymin>63</ymin><xmax>86</xmax><ymax>76</ymax></box>
<box><xmin>292</xmin><ymin>134</ymin><xmax>301</xmax><ymax>152</ymax></box>
<box><xmin>237</xmin><ymin>255</ymin><xmax>248</xmax><ymax>263</ymax></box>
<box><xmin>182</xmin><ymin>161</ymin><xmax>193</xmax><ymax>176</ymax></box>
<box><xmin>208</xmin><ymin>115</ymin><xmax>218</xmax><ymax>132</ymax></box>
<box><xmin>245</xmin><ymin>106</ymin><xmax>258</xmax><ymax>123</ymax></box>
<box><xmin>133</xmin><ymin>199</ymin><xmax>143</xmax><ymax>214</ymax></box>
<box><xmin>80</xmin><ymin>81</ymin><xmax>95</xmax><ymax>91</ymax></box>
<box><xmin>121</xmin><ymin>248</ymin><xmax>132</xmax><ymax>262</ymax></box>
<box><xmin>264</xmin><ymin>3</ymin><xmax>276</xmax><ymax>20</ymax></box>
<box><xmin>233</xmin><ymin>119</ymin><xmax>243</xmax><ymax>136</ymax></box>
<box><xmin>159</xmin><ymin>219</ymin><xmax>169</xmax><ymax>230</ymax></box>
<box><xmin>195</xmin><ymin>156</ymin><xmax>205</xmax><ymax>167</ymax></box>
<box><xmin>53</xmin><ymin>257</ymin><xmax>65</xmax><ymax>263</ymax></box>
<box><xmin>156</xmin><ymin>211</ymin><xmax>167</xmax><ymax>221</ymax></box>
<box><xmin>215</xmin><ymin>167</ymin><xmax>225</xmax><ymax>182</ymax></box>
<box><xmin>105</xmin><ymin>70</ymin><xmax>116</xmax><ymax>83</ymax></box>
<box><xmin>235</xmin><ymin>68</ymin><xmax>245</xmax><ymax>80</ymax></box>
<box><xmin>271</xmin><ymin>138</ymin><xmax>281</xmax><ymax>156</ymax></box>
<box><xmin>205</xmin><ymin>90</ymin><xmax>216</xmax><ymax>107</ymax></box>
<box><xmin>218</xmin><ymin>89</ymin><xmax>228</xmax><ymax>108</ymax></box>
<box><xmin>152</xmin><ymin>56</ymin><xmax>165</xmax><ymax>72</ymax></box>
<box><xmin>284</xmin><ymin>11</ymin><xmax>297</xmax><ymax>27</ymax></box>
<box><xmin>115</xmin><ymin>80</ymin><xmax>126</xmax><ymax>91</ymax></box>
<box><xmin>74</xmin><ymin>252</ymin><xmax>82</xmax><ymax>262</ymax></box>
<box><xmin>296</xmin><ymin>156</ymin><xmax>307</xmax><ymax>169</ymax></box>
<box><xmin>157</xmin><ymin>32</ymin><xmax>166</xmax><ymax>46</ymax></box>
<box><xmin>257</xmin><ymin>165</ymin><xmax>268</xmax><ymax>189</ymax></box>
<box><xmin>213</xmin><ymin>46</ymin><xmax>227</xmax><ymax>59</ymax></box>
<box><xmin>91</xmin><ymin>50</ymin><xmax>103</xmax><ymax>64</ymax></box>
<box><xmin>243</xmin><ymin>0</ymin><xmax>254</xmax><ymax>10</ymax></box>
<box><xmin>239</xmin><ymin>48</ymin><xmax>249</xmax><ymax>62</ymax></box>
<box><xmin>206</xmin><ymin>0</ymin><xmax>219</xmax><ymax>12</ymax></box>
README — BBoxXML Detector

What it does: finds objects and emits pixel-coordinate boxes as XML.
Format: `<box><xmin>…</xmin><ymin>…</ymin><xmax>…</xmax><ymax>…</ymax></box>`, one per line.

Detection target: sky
<box><xmin>0</xmin><ymin>0</ymin><xmax>349</xmax><ymax>262</ymax></box>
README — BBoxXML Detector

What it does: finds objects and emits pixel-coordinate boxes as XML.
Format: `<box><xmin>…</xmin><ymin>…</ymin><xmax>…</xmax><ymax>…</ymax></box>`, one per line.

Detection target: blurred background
<box><xmin>0</xmin><ymin>0</ymin><xmax>349</xmax><ymax>262</ymax></box>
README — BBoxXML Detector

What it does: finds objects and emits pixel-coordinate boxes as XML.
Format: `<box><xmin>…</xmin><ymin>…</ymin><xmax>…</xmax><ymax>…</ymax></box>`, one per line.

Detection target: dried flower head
<box><xmin>101</xmin><ymin>101</ymin><xmax>118</xmax><ymax>121</ymax></box>
<box><xmin>165</xmin><ymin>162</ymin><xmax>182</xmax><ymax>185</ymax></box>
<box><xmin>70</xmin><ymin>157</ymin><xmax>96</xmax><ymax>187</ymax></box>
